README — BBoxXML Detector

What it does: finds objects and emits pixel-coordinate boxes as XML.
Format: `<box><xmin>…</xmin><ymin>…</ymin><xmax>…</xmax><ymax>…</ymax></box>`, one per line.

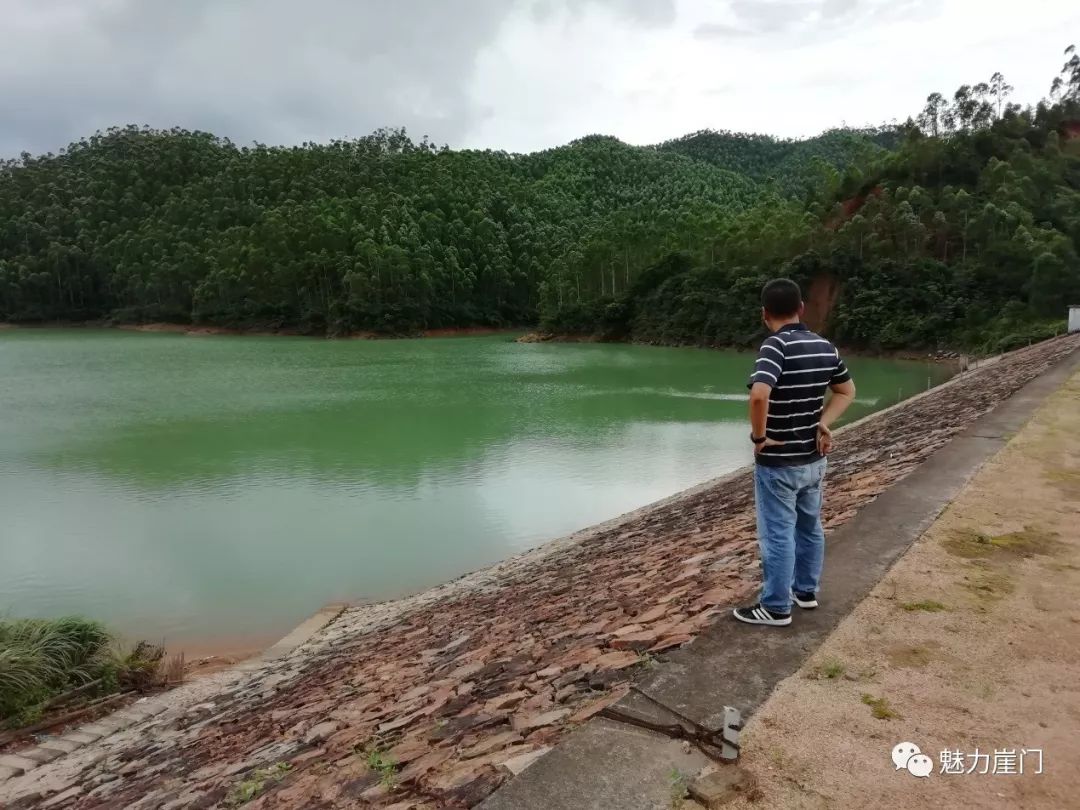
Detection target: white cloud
<box><xmin>2</xmin><ymin>0</ymin><xmax>1078</xmax><ymax>158</ymax></box>
<box><xmin>465</xmin><ymin>0</ymin><xmax>1080</xmax><ymax>150</ymax></box>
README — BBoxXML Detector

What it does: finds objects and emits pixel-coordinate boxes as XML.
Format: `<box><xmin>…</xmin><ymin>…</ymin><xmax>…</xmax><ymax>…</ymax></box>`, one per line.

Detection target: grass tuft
<box><xmin>861</xmin><ymin>693</ymin><xmax>901</xmax><ymax>720</ymax></box>
<box><xmin>901</xmin><ymin>599</ymin><xmax>947</xmax><ymax>612</ymax></box>
<box><xmin>0</xmin><ymin>617</ymin><xmax>113</xmax><ymax>726</ymax></box>
<box><xmin>225</xmin><ymin>762</ymin><xmax>292</xmax><ymax>806</ymax></box>
<box><xmin>807</xmin><ymin>657</ymin><xmax>845</xmax><ymax>680</ymax></box>
<box><xmin>0</xmin><ymin>617</ymin><xmax>172</xmax><ymax>729</ymax></box>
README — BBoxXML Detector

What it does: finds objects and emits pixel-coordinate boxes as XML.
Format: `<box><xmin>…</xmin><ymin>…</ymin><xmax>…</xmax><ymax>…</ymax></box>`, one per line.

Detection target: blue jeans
<box><xmin>754</xmin><ymin>458</ymin><xmax>827</xmax><ymax>614</ymax></box>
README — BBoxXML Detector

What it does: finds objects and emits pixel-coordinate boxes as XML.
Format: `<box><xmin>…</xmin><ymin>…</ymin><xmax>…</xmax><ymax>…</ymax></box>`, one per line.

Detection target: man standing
<box><xmin>733</xmin><ymin>279</ymin><xmax>856</xmax><ymax>627</ymax></box>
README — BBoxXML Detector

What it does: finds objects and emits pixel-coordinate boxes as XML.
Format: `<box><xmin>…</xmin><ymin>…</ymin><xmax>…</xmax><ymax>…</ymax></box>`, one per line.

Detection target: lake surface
<box><xmin>0</xmin><ymin>330</ymin><xmax>951</xmax><ymax>651</ymax></box>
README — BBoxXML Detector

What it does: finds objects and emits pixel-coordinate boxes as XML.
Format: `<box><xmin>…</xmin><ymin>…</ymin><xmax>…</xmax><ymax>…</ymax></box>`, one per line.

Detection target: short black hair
<box><xmin>761</xmin><ymin>278</ymin><xmax>802</xmax><ymax>318</ymax></box>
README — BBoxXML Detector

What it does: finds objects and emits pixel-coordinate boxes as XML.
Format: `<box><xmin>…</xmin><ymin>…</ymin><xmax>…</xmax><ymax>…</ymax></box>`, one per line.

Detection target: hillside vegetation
<box><xmin>657</xmin><ymin>126</ymin><xmax>900</xmax><ymax>196</ymax></box>
<box><xmin>2</xmin><ymin>49</ymin><xmax>1079</xmax><ymax>351</ymax></box>
<box><xmin>546</xmin><ymin>55</ymin><xmax>1080</xmax><ymax>353</ymax></box>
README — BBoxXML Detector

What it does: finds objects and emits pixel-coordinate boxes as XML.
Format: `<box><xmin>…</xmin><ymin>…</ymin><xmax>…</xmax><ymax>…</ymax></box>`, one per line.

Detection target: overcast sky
<box><xmin>4</xmin><ymin>0</ymin><xmax>1079</xmax><ymax>158</ymax></box>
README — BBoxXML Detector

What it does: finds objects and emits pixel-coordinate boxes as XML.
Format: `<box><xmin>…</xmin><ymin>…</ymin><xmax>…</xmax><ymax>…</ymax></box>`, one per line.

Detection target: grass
<box><xmin>0</xmin><ymin>617</ymin><xmax>112</xmax><ymax>727</ymax></box>
<box><xmin>1045</xmin><ymin>469</ymin><xmax>1080</xmax><ymax>498</ymax></box>
<box><xmin>901</xmin><ymin>599</ymin><xmax>947</xmax><ymax>612</ymax></box>
<box><xmin>962</xmin><ymin>564</ymin><xmax>1016</xmax><ymax>601</ymax></box>
<box><xmin>943</xmin><ymin>526</ymin><xmax>1061</xmax><ymax>559</ymax></box>
<box><xmin>807</xmin><ymin>657</ymin><xmax>845</xmax><ymax>680</ymax></box>
<box><xmin>861</xmin><ymin>693</ymin><xmax>901</xmax><ymax>720</ymax></box>
<box><xmin>225</xmin><ymin>762</ymin><xmax>292</xmax><ymax>806</ymax></box>
<box><xmin>0</xmin><ymin>617</ymin><xmax>170</xmax><ymax>729</ymax></box>
<box><xmin>885</xmin><ymin>643</ymin><xmax>937</xmax><ymax>669</ymax></box>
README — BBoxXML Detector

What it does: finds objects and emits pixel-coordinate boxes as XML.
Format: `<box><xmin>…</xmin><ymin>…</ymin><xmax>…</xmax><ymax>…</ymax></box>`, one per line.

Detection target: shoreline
<box><xmin>0</xmin><ymin>320</ymin><xmax>527</xmax><ymax>340</ymax></box>
<box><xmin>2</xmin><ymin>320</ymin><xmax>966</xmax><ymax>362</ymax></box>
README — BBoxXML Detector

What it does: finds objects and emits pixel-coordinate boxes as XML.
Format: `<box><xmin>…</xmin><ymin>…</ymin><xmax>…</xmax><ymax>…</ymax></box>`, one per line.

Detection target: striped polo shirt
<box><xmin>747</xmin><ymin>322</ymin><xmax>852</xmax><ymax>467</ymax></box>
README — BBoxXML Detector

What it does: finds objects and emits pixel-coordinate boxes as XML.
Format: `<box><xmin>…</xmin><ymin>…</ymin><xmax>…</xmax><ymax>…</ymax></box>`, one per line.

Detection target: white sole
<box><xmin>733</xmin><ymin>609</ymin><xmax>792</xmax><ymax>627</ymax></box>
<box><xmin>792</xmin><ymin>593</ymin><xmax>818</xmax><ymax>609</ymax></box>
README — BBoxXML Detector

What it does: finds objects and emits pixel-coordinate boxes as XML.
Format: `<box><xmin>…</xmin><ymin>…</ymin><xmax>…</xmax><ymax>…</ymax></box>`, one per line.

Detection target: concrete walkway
<box><xmin>481</xmin><ymin>347</ymin><xmax>1080</xmax><ymax>810</ymax></box>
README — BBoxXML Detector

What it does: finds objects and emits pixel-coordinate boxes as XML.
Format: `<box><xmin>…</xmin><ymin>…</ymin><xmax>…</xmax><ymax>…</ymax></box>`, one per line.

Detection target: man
<box><xmin>733</xmin><ymin>278</ymin><xmax>856</xmax><ymax>627</ymax></box>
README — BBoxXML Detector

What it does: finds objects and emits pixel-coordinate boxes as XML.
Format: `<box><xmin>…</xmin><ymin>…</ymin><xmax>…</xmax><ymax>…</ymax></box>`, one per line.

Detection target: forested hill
<box><xmin>2</xmin><ymin>49</ymin><xmax>1079</xmax><ymax>351</ymax></box>
<box><xmin>657</xmin><ymin>127</ymin><xmax>900</xmax><ymax>196</ymax></box>
<box><xmin>0</xmin><ymin>129</ymin><xmax>771</xmax><ymax>333</ymax></box>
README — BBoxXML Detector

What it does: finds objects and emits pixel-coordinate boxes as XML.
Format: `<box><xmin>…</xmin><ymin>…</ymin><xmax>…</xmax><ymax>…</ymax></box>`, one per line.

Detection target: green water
<box><xmin>0</xmin><ymin>330</ymin><xmax>951</xmax><ymax>650</ymax></box>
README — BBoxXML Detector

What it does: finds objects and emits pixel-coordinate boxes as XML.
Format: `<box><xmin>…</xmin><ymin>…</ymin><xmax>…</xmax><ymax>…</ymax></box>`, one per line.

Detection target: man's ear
<box><xmin>797</xmin><ymin>302</ymin><xmax>806</xmax><ymax>319</ymax></box>
<box><xmin>761</xmin><ymin>306</ymin><xmax>768</xmax><ymax>326</ymax></box>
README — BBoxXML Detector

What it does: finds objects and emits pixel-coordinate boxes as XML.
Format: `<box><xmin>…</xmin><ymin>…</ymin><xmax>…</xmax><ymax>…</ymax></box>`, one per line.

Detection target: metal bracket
<box><xmin>599</xmin><ymin>686</ymin><xmax>742</xmax><ymax>763</ymax></box>
<box><xmin>720</xmin><ymin>705</ymin><xmax>741</xmax><ymax>761</ymax></box>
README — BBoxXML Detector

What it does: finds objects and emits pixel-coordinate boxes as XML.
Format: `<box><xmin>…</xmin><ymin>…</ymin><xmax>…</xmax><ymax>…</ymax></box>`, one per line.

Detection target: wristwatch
<box><xmin>751</xmin><ymin>434</ymin><xmax>767</xmax><ymax>444</ymax></box>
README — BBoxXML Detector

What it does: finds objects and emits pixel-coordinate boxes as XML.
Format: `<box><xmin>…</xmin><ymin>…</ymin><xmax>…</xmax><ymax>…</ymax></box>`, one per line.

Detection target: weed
<box><xmin>901</xmin><ymin>599</ymin><xmax>947</xmax><ymax>612</ymax></box>
<box><xmin>668</xmin><ymin>767</ymin><xmax>690</xmax><ymax>808</ymax></box>
<box><xmin>638</xmin><ymin>652</ymin><xmax>659</xmax><ymax>669</ymax></box>
<box><xmin>861</xmin><ymin>693</ymin><xmax>901</xmax><ymax>720</ymax></box>
<box><xmin>808</xmin><ymin>657</ymin><xmax>845</xmax><ymax>679</ymax></box>
<box><xmin>225</xmin><ymin>762</ymin><xmax>292</xmax><ymax>807</ymax></box>
<box><xmin>364</xmin><ymin>745</ymin><xmax>398</xmax><ymax>788</ymax></box>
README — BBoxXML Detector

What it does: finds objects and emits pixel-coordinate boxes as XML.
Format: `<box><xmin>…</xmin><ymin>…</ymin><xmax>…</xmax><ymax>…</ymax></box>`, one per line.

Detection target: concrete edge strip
<box><xmin>258</xmin><ymin>602</ymin><xmax>350</xmax><ymax>663</ymax></box>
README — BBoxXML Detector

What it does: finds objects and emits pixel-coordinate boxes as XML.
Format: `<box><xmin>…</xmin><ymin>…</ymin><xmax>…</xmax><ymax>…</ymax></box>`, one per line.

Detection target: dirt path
<box><xmin>727</xmin><ymin>367</ymin><xmax>1080</xmax><ymax>810</ymax></box>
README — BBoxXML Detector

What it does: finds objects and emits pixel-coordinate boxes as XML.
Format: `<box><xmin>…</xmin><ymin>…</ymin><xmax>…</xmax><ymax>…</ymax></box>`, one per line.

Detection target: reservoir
<box><xmin>0</xmin><ymin>330</ymin><xmax>951</xmax><ymax>652</ymax></box>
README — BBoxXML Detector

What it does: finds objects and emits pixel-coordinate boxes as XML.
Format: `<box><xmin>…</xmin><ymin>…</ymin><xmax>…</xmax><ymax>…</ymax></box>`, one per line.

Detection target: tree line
<box><xmin>1</xmin><ymin>48</ymin><xmax>1078</xmax><ymax>351</ymax></box>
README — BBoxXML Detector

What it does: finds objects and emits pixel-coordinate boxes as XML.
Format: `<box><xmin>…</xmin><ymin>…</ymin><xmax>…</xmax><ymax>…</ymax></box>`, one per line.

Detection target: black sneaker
<box><xmin>733</xmin><ymin>603</ymin><xmax>792</xmax><ymax>626</ymax></box>
<box><xmin>792</xmin><ymin>590</ymin><xmax>818</xmax><ymax>609</ymax></box>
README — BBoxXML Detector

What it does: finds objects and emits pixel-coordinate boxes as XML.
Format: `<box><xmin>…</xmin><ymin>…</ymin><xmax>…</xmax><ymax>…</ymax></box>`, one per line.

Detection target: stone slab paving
<box><xmin>1</xmin><ymin>335</ymin><xmax>1076</xmax><ymax>809</ymax></box>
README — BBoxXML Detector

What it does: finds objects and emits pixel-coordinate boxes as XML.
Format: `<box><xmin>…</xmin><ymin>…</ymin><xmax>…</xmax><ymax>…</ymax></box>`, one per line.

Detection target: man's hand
<box><xmin>817</xmin><ymin>424</ymin><xmax>833</xmax><ymax>455</ymax></box>
<box><xmin>754</xmin><ymin>437</ymin><xmax>785</xmax><ymax>456</ymax></box>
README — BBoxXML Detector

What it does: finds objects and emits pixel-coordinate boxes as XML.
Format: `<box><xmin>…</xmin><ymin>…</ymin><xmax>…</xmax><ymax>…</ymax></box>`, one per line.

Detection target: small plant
<box><xmin>810</xmin><ymin>657</ymin><xmax>845</xmax><ymax>679</ymax></box>
<box><xmin>225</xmin><ymin>762</ymin><xmax>292</xmax><ymax>807</ymax></box>
<box><xmin>668</xmin><ymin>767</ymin><xmax>690</xmax><ymax>808</ymax></box>
<box><xmin>638</xmin><ymin>652</ymin><xmax>659</xmax><ymax>669</ymax></box>
<box><xmin>901</xmin><ymin>600</ymin><xmax>947</xmax><ymax>612</ymax></box>
<box><xmin>365</xmin><ymin>745</ymin><xmax>398</xmax><ymax>788</ymax></box>
<box><xmin>861</xmin><ymin>693</ymin><xmax>900</xmax><ymax>720</ymax></box>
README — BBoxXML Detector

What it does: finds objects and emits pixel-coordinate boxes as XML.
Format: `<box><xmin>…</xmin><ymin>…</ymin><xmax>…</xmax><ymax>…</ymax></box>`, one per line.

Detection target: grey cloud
<box><xmin>730</xmin><ymin>0</ymin><xmax>814</xmax><ymax>33</ymax></box>
<box><xmin>821</xmin><ymin>0</ymin><xmax>860</xmax><ymax>18</ymax></box>
<box><xmin>694</xmin><ymin>22</ymin><xmax>756</xmax><ymax>39</ymax></box>
<box><xmin>1</xmin><ymin>0</ymin><xmax>674</xmax><ymax>158</ymax></box>
<box><xmin>694</xmin><ymin>0</ymin><xmax>935</xmax><ymax>40</ymax></box>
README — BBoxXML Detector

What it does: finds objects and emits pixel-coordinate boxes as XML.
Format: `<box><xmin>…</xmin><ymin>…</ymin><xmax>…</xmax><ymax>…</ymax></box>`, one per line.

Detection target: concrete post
<box><xmin>1069</xmin><ymin>305</ymin><xmax>1080</xmax><ymax>334</ymax></box>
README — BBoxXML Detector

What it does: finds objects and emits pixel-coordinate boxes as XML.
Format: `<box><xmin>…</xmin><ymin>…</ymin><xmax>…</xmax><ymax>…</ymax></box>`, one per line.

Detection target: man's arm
<box><xmin>749</xmin><ymin>382</ymin><xmax>770</xmax><ymax>437</ymax></box>
<box><xmin>748</xmin><ymin>336</ymin><xmax>785</xmax><ymax>454</ymax></box>
<box><xmin>817</xmin><ymin>379</ymin><xmax>856</xmax><ymax>454</ymax></box>
<box><xmin>817</xmin><ymin>348</ymin><xmax>855</xmax><ymax>455</ymax></box>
